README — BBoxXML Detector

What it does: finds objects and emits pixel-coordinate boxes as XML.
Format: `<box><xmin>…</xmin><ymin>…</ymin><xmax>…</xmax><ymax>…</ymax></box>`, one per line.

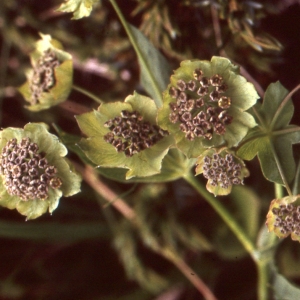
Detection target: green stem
<box><xmin>72</xmin><ymin>84</ymin><xmax>103</xmax><ymax>104</ymax></box>
<box><xmin>269</xmin><ymin>142</ymin><xmax>292</xmax><ymax>196</ymax></box>
<box><xmin>109</xmin><ymin>0</ymin><xmax>163</xmax><ymax>108</ymax></box>
<box><xmin>183</xmin><ymin>173</ymin><xmax>256</xmax><ymax>256</ymax></box>
<box><xmin>257</xmin><ymin>261</ymin><xmax>269</xmax><ymax>300</ymax></box>
<box><xmin>275</xmin><ymin>183</ymin><xmax>284</xmax><ymax>199</ymax></box>
<box><xmin>292</xmin><ymin>159</ymin><xmax>300</xmax><ymax>195</ymax></box>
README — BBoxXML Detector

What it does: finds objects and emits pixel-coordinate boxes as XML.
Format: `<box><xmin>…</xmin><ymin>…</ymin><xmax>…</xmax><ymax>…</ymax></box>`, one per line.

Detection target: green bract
<box><xmin>19</xmin><ymin>33</ymin><xmax>73</xmax><ymax>111</ymax></box>
<box><xmin>195</xmin><ymin>148</ymin><xmax>249</xmax><ymax>196</ymax></box>
<box><xmin>0</xmin><ymin>123</ymin><xmax>81</xmax><ymax>220</ymax></box>
<box><xmin>76</xmin><ymin>93</ymin><xmax>174</xmax><ymax>179</ymax></box>
<box><xmin>158</xmin><ymin>57</ymin><xmax>259</xmax><ymax>158</ymax></box>
<box><xmin>266</xmin><ymin>195</ymin><xmax>300</xmax><ymax>242</ymax></box>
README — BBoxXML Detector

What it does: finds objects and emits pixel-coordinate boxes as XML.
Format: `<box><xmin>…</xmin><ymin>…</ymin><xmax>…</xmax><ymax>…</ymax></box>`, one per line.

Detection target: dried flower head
<box><xmin>19</xmin><ymin>33</ymin><xmax>73</xmax><ymax>111</ymax></box>
<box><xmin>266</xmin><ymin>195</ymin><xmax>300</xmax><ymax>242</ymax></box>
<box><xmin>0</xmin><ymin>123</ymin><xmax>81</xmax><ymax>220</ymax></box>
<box><xmin>76</xmin><ymin>93</ymin><xmax>174</xmax><ymax>179</ymax></box>
<box><xmin>195</xmin><ymin>148</ymin><xmax>249</xmax><ymax>196</ymax></box>
<box><xmin>158</xmin><ymin>57</ymin><xmax>259</xmax><ymax>158</ymax></box>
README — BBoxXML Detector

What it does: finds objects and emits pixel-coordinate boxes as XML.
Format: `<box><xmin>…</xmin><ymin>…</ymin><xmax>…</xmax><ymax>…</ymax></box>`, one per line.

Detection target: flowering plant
<box><xmin>2</xmin><ymin>1</ymin><xmax>300</xmax><ymax>300</ymax></box>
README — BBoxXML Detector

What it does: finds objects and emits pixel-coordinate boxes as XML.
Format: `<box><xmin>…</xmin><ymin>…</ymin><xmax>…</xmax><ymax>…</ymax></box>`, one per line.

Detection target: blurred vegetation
<box><xmin>1</xmin><ymin>0</ymin><xmax>300</xmax><ymax>299</ymax></box>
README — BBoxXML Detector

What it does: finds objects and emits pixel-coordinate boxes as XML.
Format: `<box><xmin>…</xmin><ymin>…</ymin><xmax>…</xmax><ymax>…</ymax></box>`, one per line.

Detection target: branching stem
<box><xmin>75</xmin><ymin>163</ymin><xmax>217</xmax><ymax>300</ymax></box>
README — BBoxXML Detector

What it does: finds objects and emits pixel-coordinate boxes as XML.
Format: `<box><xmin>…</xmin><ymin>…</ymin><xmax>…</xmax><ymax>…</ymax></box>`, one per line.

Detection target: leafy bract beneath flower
<box><xmin>76</xmin><ymin>93</ymin><xmax>174</xmax><ymax>179</ymax></box>
<box><xmin>0</xmin><ymin>123</ymin><xmax>81</xmax><ymax>220</ymax></box>
<box><xmin>19</xmin><ymin>33</ymin><xmax>73</xmax><ymax>111</ymax></box>
<box><xmin>158</xmin><ymin>57</ymin><xmax>259</xmax><ymax>158</ymax></box>
<box><xmin>195</xmin><ymin>148</ymin><xmax>249</xmax><ymax>196</ymax></box>
<box><xmin>266</xmin><ymin>195</ymin><xmax>300</xmax><ymax>242</ymax></box>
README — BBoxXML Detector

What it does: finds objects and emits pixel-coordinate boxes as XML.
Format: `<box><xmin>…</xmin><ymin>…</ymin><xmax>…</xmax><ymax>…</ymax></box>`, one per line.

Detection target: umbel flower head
<box><xmin>0</xmin><ymin>123</ymin><xmax>81</xmax><ymax>220</ymax></box>
<box><xmin>158</xmin><ymin>57</ymin><xmax>259</xmax><ymax>158</ymax></box>
<box><xmin>76</xmin><ymin>93</ymin><xmax>174</xmax><ymax>179</ymax></box>
<box><xmin>195</xmin><ymin>148</ymin><xmax>249</xmax><ymax>196</ymax></box>
<box><xmin>266</xmin><ymin>195</ymin><xmax>300</xmax><ymax>242</ymax></box>
<box><xmin>19</xmin><ymin>33</ymin><xmax>73</xmax><ymax>111</ymax></box>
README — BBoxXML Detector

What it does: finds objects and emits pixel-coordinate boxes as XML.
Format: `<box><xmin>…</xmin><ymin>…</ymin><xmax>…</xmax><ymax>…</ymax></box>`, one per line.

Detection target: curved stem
<box><xmin>76</xmin><ymin>163</ymin><xmax>216</xmax><ymax>299</ymax></box>
<box><xmin>183</xmin><ymin>173</ymin><xmax>256</xmax><ymax>256</ymax></box>
<box><xmin>165</xmin><ymin>249</ymin><xmax>218</xmax><ymax>300</ymax></box>
<box><xmin>72</xmin><ymin>84</ymin><xmax>103</xmax><ymax>105</ymax></box>
<box><xmin>109</xmin><ymin>0</ymin><xmax>163</xmax><ymax>108</ymax></box>
<box><xmin>211</xmin><ymin>4</ymin><xmax>222</xmax><ymax>50</ymax></box>
<box><xmin>250</xmin><ymin>106</ymin><xmax>267</xmax><ymax>128</ymax></box>
<box><xmin>269</xmin><ymin>142</ymin><xmax>292</xmax><ymax>196</ymax></box>
<box><xmin>293</xmin><ymin>159</ymin><xmax>300</xmax><ymax>195</ymax></box>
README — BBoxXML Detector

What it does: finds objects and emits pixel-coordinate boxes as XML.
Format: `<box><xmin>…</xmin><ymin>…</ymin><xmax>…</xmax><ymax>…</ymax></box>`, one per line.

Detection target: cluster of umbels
<box><xmin>0</xmin><ymin>137</ymin><xmax>62</xmax><ymax>201</ymax></box>
<box><xmin>30</xmin><ymin>49</ymin><xmax>60</xmax><ymax>105</ymax></box>
<box><xmin>272</xmin><ymin>204</ymin><xmax>300</xmax><ymax>236</ymax></box>
<box><xmin>103</xmin><ymin>110</ymin><xmax>169</xmax><ymax>157</ymax></box>
<box><xmin>202</xmin><ymin>153</ymin><xmax>243</xmax><ymax>189</ymax></box>
<box><xmin>169</xmin><ymin>69</ymin><xmax>233</xmax><ymax>141</ymax></box>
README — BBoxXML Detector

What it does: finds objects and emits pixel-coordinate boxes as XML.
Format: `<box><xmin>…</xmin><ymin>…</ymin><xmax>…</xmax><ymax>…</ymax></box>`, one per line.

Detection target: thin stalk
<box><xmin>255</xmin><ymin>183</ymin><xmax>283</xmax><ymax>300</ymax></box>
<box><xmin>76</xmin><ymin>164</ymin><xmax>217</xmax><ymax>299</ymax></box>
<box><xmin>109</xmin><ymin>0</ymin><xmax>163</xmax><ymax>108</ymax></box>
<box><xmin>275</xmin><ymin>183</ymin><xmax>284</xmax><ymax>199</ymax></box>
<box><xmin>183</xmin><ymin>173</ymin><xmax>256</xmax><ymax>256</ymax></box>
<box><xmin>166</xmin><ymin>250</ymin><xmax>218</xmax><ymax>300</ymax></box>
<box><xmin>250</xmin><ymin>106</ymin><xmax>267</xmax><ymax>129</ymax></box>
<box><xmin>269</xmin><ymin>143</ymin><xmax>293</xmax><ymax>196</ymax></box>
<box><xmin>72</xmin><ymin>84</ymin><xmax>103</xmax><ymax>105</ymax></box>
<box><xmin>293</xmin><ymin>159</ymin><xmax>300</xmax><ymax>195</ymax></box>
<box><xmin>211</xmin><ymin>4</ymin><xmax>222</xmax><ymax>49</ymax></box>
<box><xmin>256</xmin><ymin>261</ymin><xmax>269</xmax><ymax>300</ymax></box>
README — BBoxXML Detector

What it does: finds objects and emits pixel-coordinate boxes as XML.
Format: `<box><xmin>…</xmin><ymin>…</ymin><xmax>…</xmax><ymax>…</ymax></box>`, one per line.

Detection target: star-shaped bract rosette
<box><xmin>19</xmin><ymin>33</ymin><xmax>73</xmax><ymax>111</ymax></box>
<box><xmin>76</xmin><ymin>93</ymin><xmax>174</xmax><ymax>179</ymax></box>
<box><xmin>158</xmin><ymin>57</ymin><xmax>259</xmax><ymax>158</ymax></box>
<box><xmin>0</xmin><ymin>123</ymin><xmax>81</xmax><ymax>220</ymax></box>
<box><xmin>266</xmin><ymin>195</ymin><xmax>300</xmax><ymax>242</ymax></box>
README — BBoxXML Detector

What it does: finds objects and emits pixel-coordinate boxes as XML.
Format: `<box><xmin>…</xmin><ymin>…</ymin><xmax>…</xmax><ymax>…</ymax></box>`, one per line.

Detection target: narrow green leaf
<box><xmin>109</xmin><ymin>0</ymin><xmax>172</xmax><ymax>107</ymax></box>
<box><xmin>129</xmin><ymin>25</ymin><xmax>172</xmax><ymax>107</ymax></box>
